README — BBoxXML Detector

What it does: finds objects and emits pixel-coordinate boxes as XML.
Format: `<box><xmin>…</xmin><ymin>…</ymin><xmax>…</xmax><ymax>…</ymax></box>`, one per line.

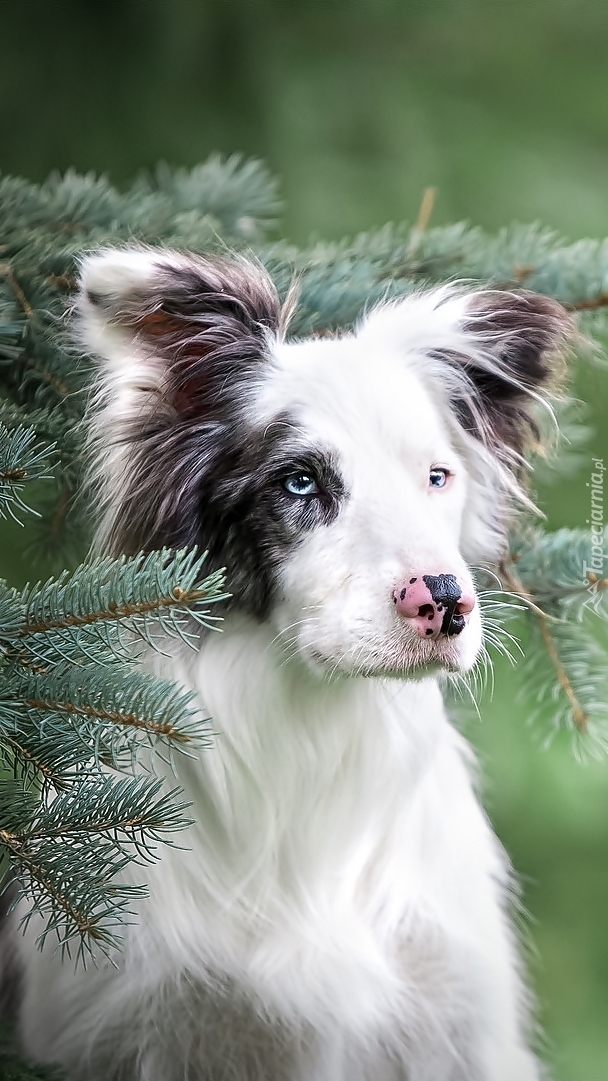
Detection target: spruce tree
<box><xmin>0</xmin><ymin>154</ymin><xmax>606</xmax><ymax>983</ymax></box>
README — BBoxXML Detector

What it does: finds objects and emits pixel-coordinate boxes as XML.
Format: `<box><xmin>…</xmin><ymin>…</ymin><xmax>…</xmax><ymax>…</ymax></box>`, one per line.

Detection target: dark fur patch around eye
<box><xmin>105</xmin><ymin>410</ymin><xmax>346</xmax><ymax>620</ymax></box>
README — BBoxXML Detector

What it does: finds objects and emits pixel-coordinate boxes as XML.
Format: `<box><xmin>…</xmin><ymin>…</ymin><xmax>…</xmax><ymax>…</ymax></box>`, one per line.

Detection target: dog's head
<box><xmin>79</xmin><ymin>249</ymin><xmax>570</xmax><ymax>678</ymax></box>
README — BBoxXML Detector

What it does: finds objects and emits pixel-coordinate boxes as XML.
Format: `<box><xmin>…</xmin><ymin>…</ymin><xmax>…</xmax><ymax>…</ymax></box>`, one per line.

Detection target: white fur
<box><xmin>13</xmin><ymin>252</ymin><xmax>545</xmax><ymax>1080</ymax></box>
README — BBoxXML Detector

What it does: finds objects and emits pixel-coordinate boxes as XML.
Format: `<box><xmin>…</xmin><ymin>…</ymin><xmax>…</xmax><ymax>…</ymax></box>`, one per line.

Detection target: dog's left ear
<box><xmin>445</xmin><ymin>290</ymin><xmax>573</xmax><ymax>460</ymax></box>
<box><xmin>361</xmin><ymin>286</ymin><xmax>572</xmax><ymax>463</ymax></box>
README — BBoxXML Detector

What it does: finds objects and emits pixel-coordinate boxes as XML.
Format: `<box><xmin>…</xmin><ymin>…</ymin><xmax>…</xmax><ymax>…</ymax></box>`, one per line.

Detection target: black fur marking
<box><xmin>126</xmin><ymin>256</ymin><xmax>287</xmax><ymax>420</ymax></box>
<box><xmin>435</xmin><ymin>291</ymin><xmax>571</xmax><ymax>459</ymax></box>
<box><xmin>87</xmin><ymin>288</ymin><xmax>109</xmax><ymax>309</ymax></box>
<box><xmin>92</xmin><ymin>256</ymin><xmax>352</xmax><ymax>619</ymax></box>
<box><xmin>400</xmin><ymin>588</ymin><xmax>407</xmax><ymax>601</ymax></box>
<box><xmin>409</xmin><ymin>577</ymin><xmax>417</xmax><ymax>584</ymax></box>
<box><xmin>107</xmin><ymin>411</ymin><xmax>346</xmax><ymax>620</ymax></box>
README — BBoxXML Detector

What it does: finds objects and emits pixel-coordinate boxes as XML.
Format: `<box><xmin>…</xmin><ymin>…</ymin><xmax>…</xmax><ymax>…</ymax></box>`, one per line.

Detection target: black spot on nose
<box><xmin>409</xmin><ymin>577</ymin><xmax>417</xmax><ymax>584</ymax></box>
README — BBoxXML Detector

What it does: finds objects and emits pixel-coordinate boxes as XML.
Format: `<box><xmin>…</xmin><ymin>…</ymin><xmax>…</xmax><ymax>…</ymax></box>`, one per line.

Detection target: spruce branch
<box><xmin>0</xmin><ymin>713</ymin><xmax>93</xmax><ymax>789</ymax></box>
<box><xmin>536</xmin><ymin>610</ymin><xmax>589</xmax><ymax>734</ymax></box>
<box><xmin>520</xmin><ymin>616</ymin><xmax>608</xmax><ymax>752</ymax></box>
<box><xmin>0</xmin><ymin>547</ymin><xmax>227</xmax><ymax>956</ymax></box>
<box><xmin>16</xmin><ymin>548</ymin><xmax>228</xmax><ymax>650</ymax></box>
<box><xmin>0</xmin><ymin>424</ymin><xmax>54</xmax><ymax>521</ymax></box>
<box><xmin>0</xmin><ymin>775</ymin><xmax>191</xmax><ymax>958</ymax></box>
<box><xmin>0</xmin><ymin>262</ymin><xmax>34</xmax><ymax>317</ymax></box>
<box><xmin>507</xmin><ymin>526</ymin><xmax>608</xmax><ymax>622</ymax></box>
<box><xmin>495</xmin><ymin>528</ymin><xmax>608</xmax><ymax>736</ymax></box>
<box><xmin>7</xmin><ymin>665</ymin><xmax>206</xmax><ymax>773</ymax></box>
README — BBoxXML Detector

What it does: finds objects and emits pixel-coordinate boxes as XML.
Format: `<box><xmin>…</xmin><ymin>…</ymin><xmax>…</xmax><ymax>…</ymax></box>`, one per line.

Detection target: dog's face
<box><xmin>80</xmin><ymin>251</ymin><xmax>569</xmax><ymax>679</ymax></box>
<box><xmin>255</xmin><ymin>335</ymin><xmax>479</xmax><ymax>676</ymax></box>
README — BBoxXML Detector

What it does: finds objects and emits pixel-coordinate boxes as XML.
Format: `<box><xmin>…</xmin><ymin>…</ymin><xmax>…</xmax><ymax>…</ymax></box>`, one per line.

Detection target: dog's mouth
<box><xmin>376</xmin><ymin>637</ymin><xmax>472</xmax><ymax>677</ymax></box>
<box><xmin>304</xmin><ymin>632</ymin><xmax>475</xmax><ymax>679</ymax></box>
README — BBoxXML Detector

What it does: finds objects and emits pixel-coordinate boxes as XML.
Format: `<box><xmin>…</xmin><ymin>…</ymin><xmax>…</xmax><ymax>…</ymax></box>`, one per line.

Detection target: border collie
<box><xmin>10</xmin><ymin>249</ymin><xmax>569</xmax><ymax>1080</ymax></box>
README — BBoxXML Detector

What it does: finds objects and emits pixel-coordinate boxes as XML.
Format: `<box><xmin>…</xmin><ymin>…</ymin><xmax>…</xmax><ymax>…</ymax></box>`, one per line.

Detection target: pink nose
<box><xmin>393</xmin><ymin>574</ymin><xmax>475</xmax><ymax>639</ymax></box>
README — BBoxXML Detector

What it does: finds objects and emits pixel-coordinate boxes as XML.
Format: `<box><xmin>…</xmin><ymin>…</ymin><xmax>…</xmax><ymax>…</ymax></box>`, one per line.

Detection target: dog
<box><xmin>8</xmin><ymin>248</ymin><xmax>569</xmax><ymax>1080</ymax></box>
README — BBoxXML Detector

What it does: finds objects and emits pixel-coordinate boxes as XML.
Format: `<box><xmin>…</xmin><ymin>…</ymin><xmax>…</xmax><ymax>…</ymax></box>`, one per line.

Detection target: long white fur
<box><xmin>13</xmin><ymin>251</ymin><xmax>546</xmax><ymax>1081</ymax></box>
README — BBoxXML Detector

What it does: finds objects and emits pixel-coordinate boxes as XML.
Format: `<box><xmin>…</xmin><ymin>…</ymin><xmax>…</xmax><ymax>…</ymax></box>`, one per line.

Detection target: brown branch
<box><xmin>20</xmin><ymin>588</ymin><xmax>208</xmax><ymax>635</ymax></box>
<box><xmin>20</xmin><ymin>354</ymin><xmax>73</xmax><ymax>400</ymax></box>
<box><xmin>0</xmin><ymin>833</ymin><xmax>102</xmax><ymax>938</ymax></box>
<box><xmin>0</xmin><ymin>468</ymin><xmax>28</xmax><ymax>482</ymax></box>
<box><xmin>406</xmin><ymin>187</ymin><xmax>437</xmax><ymax>256</ymax></box>
<box><xmin>13</xmin><ymin>653</ymin><xmax>49</xmax><ymax>675</ymax></box>
<box><xmin>414</xmin><ymin>187</ymin><xmax>437</xmax><ymax>234</ymax></box>
<box><xmin>567</xmin><ymin>292</ymin><xmax>608</xmax><ymax>312</ymax></box>
<box><xmin>585</xmin><ymin>571</ymin><xmax>608</xmax><ymax>590</ymax></box>
<box><xmin>497</xmin><ymin>559</ymin><xmax>556</xmax><ymax>620</ymax></box>
<box><xmin>49</xmin><ymin>483</ymin><xmax>72</xmax><ymax>544</ymax></box>
<box><xmin>47</xmin><ymin>273</ymin><xmax>77</xmax><ymax>292</ymax></box>
<box><xmin>536</xmin><ymin>614</ymin><xmax>588</xmax><ymax>733</ymax></box>
<box><xmin>26</xmin><ymin>813</ymin><xmax>164</xmax><ymax>841</ymax></box>
<box><xmin>511</xmin><ymin>264</ymin><xmax>535</xmax><ymax>282</ymax></box>
<box><xmin>0</xmin><ymin>734</ymin><xmax>61</xmax><ymax>782</ymax></box>
<box><xmin>0</xmin><ymin>263</ymin><xmax>34</xmax><ymax>317</ymax></box>
<box><xmin>24</xmin><ymin>697</ymin><xmax>190</xmax><ymax>743</ymax></box>
<box><xmin>499</xmin><ymin>559</ymin><xmax>589</xmax><ymax>733</ymax></box>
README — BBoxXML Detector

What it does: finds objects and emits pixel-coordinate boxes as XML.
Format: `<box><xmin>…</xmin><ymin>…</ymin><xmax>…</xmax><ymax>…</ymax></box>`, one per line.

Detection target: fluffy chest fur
<box><xmin>18</xmin><ymin>623</ymin><xmax>513</xmax><ymax>1080</ymax></box>
<box><xmin>134</xmin><ymin>624</ymin><xmax>512</xmax><ymax>1050</ymax></box>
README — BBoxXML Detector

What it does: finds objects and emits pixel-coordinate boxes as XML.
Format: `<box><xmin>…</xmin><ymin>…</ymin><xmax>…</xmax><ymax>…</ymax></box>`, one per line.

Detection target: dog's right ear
<box><xmin>78</xmin><ymin>248</ymin><xmax>287</xmax><ymax>554</ymax></box>
<box><xmin>78</xmin><ymin>248</ymin><xmax>285</xmax><ymax>420</ymax></box>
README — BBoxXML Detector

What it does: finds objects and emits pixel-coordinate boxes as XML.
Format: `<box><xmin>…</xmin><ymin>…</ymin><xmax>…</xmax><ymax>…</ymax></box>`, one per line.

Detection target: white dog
<box><xmin>8</xmin><ymin>250</ymin><xmax>568</xmax><ymax>1080</ymax></box>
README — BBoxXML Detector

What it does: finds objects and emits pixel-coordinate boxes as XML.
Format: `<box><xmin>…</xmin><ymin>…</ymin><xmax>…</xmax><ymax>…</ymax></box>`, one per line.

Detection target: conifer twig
<box><xmin>23</xmin><ymin>697</ymin><xmax>191</xmax><ymax>743</ymax></box>
<box><xmin>0</xmin><ymin>263</ymin><xmax>34</xmax><ymax>317</ymax></box>
<box><xmin>499</xmin><ymin>558</ymin><xmax>589</xmax><ymax>732</ymax></box>
<box><xmin>406</xmin><ymin>187</ymin><xmax>437</xmax><ymax>256</ymax></box>
<box><xmin>0</xmin><ymin>835</ymin><xmax>102</xmax><ymax>940</ymax></box>
<box><xmin>535</xmin><ymin>613</ymin><xmax>589</xmax><ymax>733</ymax></box>
<box><xmin>568</xmin><ymin>292</ymin><xmax>608</xmax><ymax>312</ymax></box>
<box><xmin>20</xmin><ymin>587</ymin><xmax>211</xmax><ymax>635</ymax></box>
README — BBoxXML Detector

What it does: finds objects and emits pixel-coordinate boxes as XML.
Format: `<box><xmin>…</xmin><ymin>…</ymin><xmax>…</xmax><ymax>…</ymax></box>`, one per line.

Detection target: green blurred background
<box><xmin>1</xmin><ymin>1</ymin><xmax>608</xmax><ymax>1077</ymax></box>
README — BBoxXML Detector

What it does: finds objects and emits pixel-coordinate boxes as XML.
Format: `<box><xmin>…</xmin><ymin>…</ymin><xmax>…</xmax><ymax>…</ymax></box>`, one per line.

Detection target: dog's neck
<box><xmin>151</xmin><ymin>615</ymin><xmax>447</xmax><ymax>854</ymax></box>
<box><xmin>133</xmin><ymin>615</ymin><xmax>457</xmax><ymax>984</ymax></box>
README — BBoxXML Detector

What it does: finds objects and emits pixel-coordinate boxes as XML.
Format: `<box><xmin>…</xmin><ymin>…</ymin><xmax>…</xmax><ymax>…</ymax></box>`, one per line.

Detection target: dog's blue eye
<box><xmin>283</xmin><ymin>473</ymin><xmax>319</xmax><ymax>497</ymax></box>
<box><xmin>429</xmin><ymin>467</ymin><xmax>450</xmax><ymax>489</ymax></box>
